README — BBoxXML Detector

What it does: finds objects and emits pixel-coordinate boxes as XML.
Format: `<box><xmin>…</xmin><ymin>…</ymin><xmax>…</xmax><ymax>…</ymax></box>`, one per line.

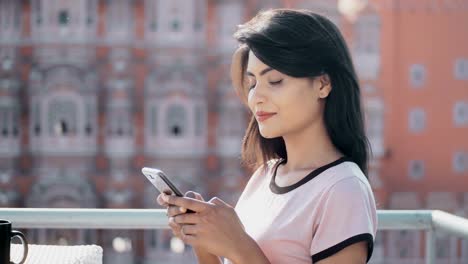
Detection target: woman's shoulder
<box><xmin>319</xmin><ymin>161</ymin><xmax>376</xmax><ymax>205</ymax></box>
<box><xmin>321</xmin><ymin>159</ymin><xmax>371</xmax><ymax>190</ymax></box>
<box><xmin>296</xmin><ymin>160</ymin><xmax>375</xmax><ymax>208</ymax></box>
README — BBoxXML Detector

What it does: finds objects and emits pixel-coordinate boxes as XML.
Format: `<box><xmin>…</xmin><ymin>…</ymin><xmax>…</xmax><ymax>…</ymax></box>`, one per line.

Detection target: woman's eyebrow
<box><xmin>246</xmin><ymin>67</ymin><xmax>274</xmax><ymax>77</ymax></box>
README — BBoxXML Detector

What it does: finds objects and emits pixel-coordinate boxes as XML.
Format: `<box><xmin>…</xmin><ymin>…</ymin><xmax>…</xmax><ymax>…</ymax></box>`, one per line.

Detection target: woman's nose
<box><xmin>249</xmin><ymin>82</ymin><xmax>268</xmax><ymax>104</ymax></box>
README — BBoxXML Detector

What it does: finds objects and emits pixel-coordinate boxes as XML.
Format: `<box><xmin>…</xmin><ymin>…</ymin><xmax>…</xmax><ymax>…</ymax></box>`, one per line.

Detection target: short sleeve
<box><xmin>310</xmin><ymin>177</ymin><xmax>377</xmax><ymax>263</ymax></box>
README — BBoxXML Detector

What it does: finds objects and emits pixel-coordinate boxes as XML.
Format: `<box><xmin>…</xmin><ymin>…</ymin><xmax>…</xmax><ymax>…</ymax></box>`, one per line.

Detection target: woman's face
<box><xmin>246</xmin><ymin>50</ymin><xmax>330</xmax><ymax>139</ymax></box>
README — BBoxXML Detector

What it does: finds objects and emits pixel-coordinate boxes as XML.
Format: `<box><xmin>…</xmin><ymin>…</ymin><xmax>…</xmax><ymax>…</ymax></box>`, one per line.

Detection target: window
<box><xmin>409</xmin><ymin>108</ymin><xmax>426</xmax><ymax>133</ymax></box>
<box><xmin>86</xmin><ymin>0</ymin><xmax>96</xmax><ymax>26</ymax></box>
<box><xmin>48</xmin><ymin>99</ymin><xmax>77</xmax><ymax>136</ymax></box>
<box><xmin>365</xmin><ymin>99</ymin><xmax>384</xmax><ymax>155</ymax></box>
<box><xmin>409</xmin><ymin>64</ymin><xmax>426</xmax><ymax>88</ymax></box>
<box><xmin>32</xmin><ymin>0</ymin><xmax>42</xmax><ymax>25</ymax></box>
<box><xmin>58</xmin><ymin>10</ymin><xmax>70</xmax><ymax>26</ymax></box>
<box><xmin>409</xmin><ymin>160</ymin><xmax>425</xmax><ymax>180</ymax></box>
<box><xmin>218</xmin><ymin>2</ymin><xmax>242</xmax><ymax>41</ymax></box>
<box><xmin>193</xmin><ymin>1</ymin><xmax>205</xmax><ymax>31</ymax></box>
<box><xmin>150</xmin><ymin>21</ymin><xmax>157</xmax><ymax>31</ymax></box>
<box><xmin>145</xmin><ymin>0</ymin><xmax>157</xmax><ymax>31</ymax></box>
<box><xmin>107</xmin><ymin>108</ymin><xmax>132</xmax><ymax>137</ymax></box>
<box><xmin>435</xmin><ymin>235</ymin><xmax>452</xmax><ymax>259</ymax></box>
<box><xmin>0</xmin><ymin>0</ymin><xmax>19</xmax><ymax>31</ymax></box>
<box><xmin>453</xmin><ymin>101</ymin><xmax>468</xmax><ymax>126</ymax></box>
<box><xmin>11</xmin><ymin>108</ymin><xmax>18</xmax><ymax>137</ymax></box>
<box><xmin>354</xmin><ymin>15</ymin><xmax>380</xmax><ymax>54</ymax></box>
<box><xmin>454</xmin><ymin>58</ymin><xmax>468</xmax><ymax>80</ymax></box>
<box><xmin>219</xmin><ymin>106</ymin><xmax>244</xmax><ymax>137</ymax></box>
<box><xmin>194</xmin><ymin>105</ymin><xmax>204</xmax><ymax>136</ymax></box>
<box><xmin>391</xmin><ymin>230</ymin><xmax>420</xmax><ymax>258</ymax></box>
<box><xmin>0</xmin><ymin>106</ymin><xmax>8</xmax><ymax>137</ymax></box>
<box><xmin>33</xmin><ymin>102</ymin><xmax>41</xmax><ymax>136</ymax></box>
<box><xmin>0</xmin><ymin>106</ymin><xmax>18</xmax><ymax>138</ymax></box>
<box><xmin>106</xmin><ymin>0</ymin><xmax>132</xmax><ymax>38</ymax></box>
<box><xmin>2</xmin><ymin>57</ymin><xmax>13</xmax><ymax>71</ymax></box>
<box><xmin>151</xmin><ymin>106</ymin><xmax>158</xmax><ymax>136</ymax></box>
<box><xmin>85</xmin><ymin>102</ymin><xmax>93</xmax><ymax>135</ymax></box>
<box><xmin>148</xmin><ymin>230</ymin><xmax>158</xmax><ymax>248</ymax></box>
<box><xmin>453</xmin><ymin>151</ymin><xmax>466</xmax><ymax>173</ymax></box>
<box><xmin>166</xmin><ymin>104</ymin><xmax>187</xmax><ymax>137</ymax></box>
<box><xmin>171</xmin><ymin>20</ymin><xmax>181</xmax><ymax>32</ymax></box>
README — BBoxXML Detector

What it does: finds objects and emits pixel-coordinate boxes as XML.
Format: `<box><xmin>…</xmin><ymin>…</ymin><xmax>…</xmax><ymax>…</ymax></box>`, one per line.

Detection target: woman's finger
<box><xmin>167</xmin><ymin>205</ymin><xmax>187</xmax><ymax>217</ymax></box>
<box><xmin>168</xmin><ymin>219</ymin><xmax>179</xmax><ymax>230</ymax></box>
<box><xmin>209</xmin><ymin>196</ymin><xmax>229</xmax><ymax>207</ymax></box>
<box><xmin>156</xmin><ymin>194</ymin><xmax>169</xmax><ymax>207</ymax></box>
<box><xmin>181</xmin><ymin>224</ymin><xmax>198</xmax><ymax>235</ymax></box>
<box><xmin>185</xmin><ymin>191</ymin><xmax>205</xmax><ymax>202</ymax></box>
<box><xmin>162</xmin><ymin>194</ymin><xmax>210</xmax><ymax>212</ymax></box>
<box><xmin>180</xmin><ymin>232</ymin><xmax>196</xmax><ymax>246</ymax></box>
<box><xmin>174</xmin><ymin>213</ymin><xmax>199</xmax><ymax>224</ymax></box>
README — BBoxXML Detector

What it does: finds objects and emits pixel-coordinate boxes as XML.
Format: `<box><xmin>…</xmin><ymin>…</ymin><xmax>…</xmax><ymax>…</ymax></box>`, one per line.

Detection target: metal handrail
<box><xmin>1</xmin><ymin>208</ymin><xmax>468</xmax><ymax>264</ymax></box>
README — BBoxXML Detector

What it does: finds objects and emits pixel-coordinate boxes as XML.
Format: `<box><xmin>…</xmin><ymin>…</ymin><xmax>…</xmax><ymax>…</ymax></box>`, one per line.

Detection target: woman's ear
<box><xmin>318</xmin><ymin>74</ymin><xmax>332</xmax><ymax>99</ymax></box>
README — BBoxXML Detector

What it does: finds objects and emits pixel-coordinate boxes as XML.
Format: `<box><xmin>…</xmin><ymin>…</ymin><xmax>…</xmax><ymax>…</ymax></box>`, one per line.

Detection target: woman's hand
<box><xmin>157</xmin><ymin>192</ymin><xmax>222</xmax><ymax>263</ymax></box>
<box><xmin>161</xmin><ymin>194</ymin><xmax>249</xmax><ymax>261</ymax></box>
<box><xmin>157</xmin><ymin>191</ymin><xmax>203</xmax><ymax>240</ymax></box>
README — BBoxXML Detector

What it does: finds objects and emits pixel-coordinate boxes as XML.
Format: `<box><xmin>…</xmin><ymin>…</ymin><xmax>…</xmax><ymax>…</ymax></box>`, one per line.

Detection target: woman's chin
<box><xmin>259</xmin><ymin>129</ymin><xmax>280</xmax><ymax>139</ymax></box>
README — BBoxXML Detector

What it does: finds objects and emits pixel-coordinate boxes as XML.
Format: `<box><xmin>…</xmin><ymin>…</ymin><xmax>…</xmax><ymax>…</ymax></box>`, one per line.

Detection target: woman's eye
<box><xmin>269</xmin><ymin>79</ymin><xmax>283</xmax><ymax>85</ymax></box>
<box><xmin>248</xmin><ymin>82</ymin><xmax>256</xmax><ymax>90</ymax></box>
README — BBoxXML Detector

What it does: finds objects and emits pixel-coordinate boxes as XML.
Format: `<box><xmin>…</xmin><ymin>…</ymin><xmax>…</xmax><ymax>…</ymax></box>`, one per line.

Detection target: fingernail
<box><xmin>185</xmin><ymin>191</ymin><xmax>195</xmax><ymax>198</ymax></box>
<box><xmin>162</xmin><ymin>194</ymin><xmax>168</xmax><ymax>202</ymax></box>
<box><xmin>168</xmin><ymin>217</ymin><xmax>174</xmax><ymax>223</ymax></box>
<box><xmin>179</xmin><ymin>207</ymin><xmax>187</xmax><ymax>213</ymax></box>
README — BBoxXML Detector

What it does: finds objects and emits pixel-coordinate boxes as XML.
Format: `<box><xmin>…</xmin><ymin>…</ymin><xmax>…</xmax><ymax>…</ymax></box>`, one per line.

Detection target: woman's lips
<box><xmin>255</xmin><ymin>112</ymin><xmax>276</xmax><ymax>122</ymax></box>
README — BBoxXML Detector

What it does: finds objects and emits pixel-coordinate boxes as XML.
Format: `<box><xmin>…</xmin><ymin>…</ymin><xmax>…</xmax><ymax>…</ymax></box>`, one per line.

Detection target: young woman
<box><xmin>157</xmin><ymin>8</ymin><xmax>378</xmax><ymax>264</ymax></box>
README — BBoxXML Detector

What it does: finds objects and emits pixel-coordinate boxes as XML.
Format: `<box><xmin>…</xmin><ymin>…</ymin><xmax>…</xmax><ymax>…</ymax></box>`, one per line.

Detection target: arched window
<box><xmin>48</xmin><ymin>99</ymin><xmax>77</xmax><ymax>136</ymax></box>
<box><xmin>165</xmin><ymin>104</ymin><xmax>187</xmax><ymax>137</ymax></box>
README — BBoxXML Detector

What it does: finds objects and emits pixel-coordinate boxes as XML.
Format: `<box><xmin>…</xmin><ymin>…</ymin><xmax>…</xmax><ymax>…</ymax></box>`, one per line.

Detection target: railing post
<box><xmin>425</xmin><ymin>229</ymin><xmax>435</xmax><ymax>264</ymax></box>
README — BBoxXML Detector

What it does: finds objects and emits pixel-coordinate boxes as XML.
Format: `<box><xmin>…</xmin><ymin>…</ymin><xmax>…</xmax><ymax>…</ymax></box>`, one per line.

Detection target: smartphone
<box><xmin>142</xmin><ymin>167</ymin><xmax>184</xmax><ymax>196</ymax></box>
<box><xmin>141</xmin><ymin>167</ymin><xmax>194</xmax><ymax>213</ymax></box>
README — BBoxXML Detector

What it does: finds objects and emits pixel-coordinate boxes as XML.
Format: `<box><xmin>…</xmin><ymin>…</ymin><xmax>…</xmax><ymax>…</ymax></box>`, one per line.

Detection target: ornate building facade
<box><xmin>0</xmin><ymin>0</ymin><xmax>467</xmax><ymax>263</ymax></box>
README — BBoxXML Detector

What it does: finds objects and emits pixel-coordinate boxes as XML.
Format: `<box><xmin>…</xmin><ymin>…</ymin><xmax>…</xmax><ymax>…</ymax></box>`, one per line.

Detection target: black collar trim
<box><xmin>269</xmin><ymin>156</ymin><xmax>352</xmax><ymax>194</ymax></box>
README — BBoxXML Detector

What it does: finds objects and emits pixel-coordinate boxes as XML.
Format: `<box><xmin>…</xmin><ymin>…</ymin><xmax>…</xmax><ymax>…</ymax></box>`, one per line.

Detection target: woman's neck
<box><xmin>281</xmin><ymin>119</ymin><xmax>342</xmax><ymax>173</ymax></box>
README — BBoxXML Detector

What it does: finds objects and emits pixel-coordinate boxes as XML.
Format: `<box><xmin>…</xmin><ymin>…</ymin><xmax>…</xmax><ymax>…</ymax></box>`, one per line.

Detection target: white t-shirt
<box><xmin>224</xmin><ymin>157</ymin><xmax>377</xmax><ymax>264</ymax></box>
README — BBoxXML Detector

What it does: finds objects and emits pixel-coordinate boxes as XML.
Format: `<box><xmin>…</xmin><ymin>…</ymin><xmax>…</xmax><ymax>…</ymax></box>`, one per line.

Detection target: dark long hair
<box><xmin>231</xmin><ymin>9</ymin><xmax>371</xmax><ymax>176</ymax></box>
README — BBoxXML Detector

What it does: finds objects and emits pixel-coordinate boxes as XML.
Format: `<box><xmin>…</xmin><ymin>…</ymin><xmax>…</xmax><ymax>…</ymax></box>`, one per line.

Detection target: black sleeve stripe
<box><xmin>311</xmin><ymin>233</ymin><xmax>374</xmax><ymax>263</ymax></box>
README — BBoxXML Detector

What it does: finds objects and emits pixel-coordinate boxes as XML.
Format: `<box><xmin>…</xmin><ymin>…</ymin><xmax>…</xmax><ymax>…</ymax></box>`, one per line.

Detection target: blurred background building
<box><xmin>0</xmin><ymin>0</ymin><xmax>466</xmax><ymax>263</ymax></box>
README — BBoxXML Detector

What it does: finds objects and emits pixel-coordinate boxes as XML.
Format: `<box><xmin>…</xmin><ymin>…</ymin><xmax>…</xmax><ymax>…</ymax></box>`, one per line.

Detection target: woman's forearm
<box><xmin>230</xmin><ymin>235</ymin><xmax>271</xmax><ymax>264</ymax></box>
<box><xmin>194</xmin><ymin>248</ymin><xmax>223</xmax><ymax>264</ymax></box>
